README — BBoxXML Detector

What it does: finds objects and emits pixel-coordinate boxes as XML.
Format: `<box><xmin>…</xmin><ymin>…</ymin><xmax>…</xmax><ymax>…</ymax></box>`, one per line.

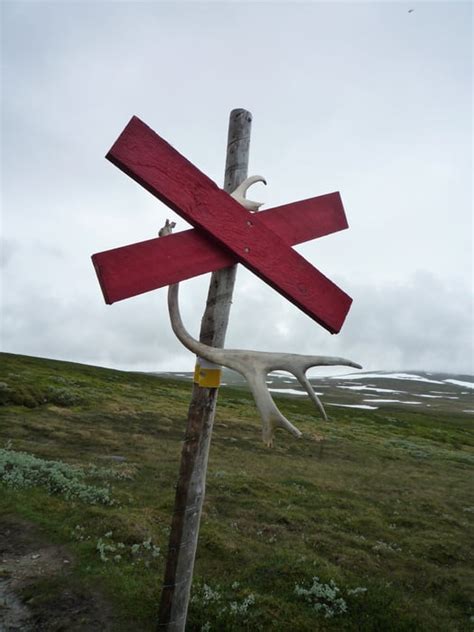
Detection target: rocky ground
<box><xmin>0</xmin><ymin>516</ymin><xmax>112</xmax><ymax>631</ymax></box>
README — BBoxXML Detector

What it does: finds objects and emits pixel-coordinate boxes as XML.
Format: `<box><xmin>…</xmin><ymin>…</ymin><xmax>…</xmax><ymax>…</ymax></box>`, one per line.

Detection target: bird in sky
<box><xmin>408</xmin><ymin>9</ymin><xmax>414</xmax><ymax>13</ymax></box>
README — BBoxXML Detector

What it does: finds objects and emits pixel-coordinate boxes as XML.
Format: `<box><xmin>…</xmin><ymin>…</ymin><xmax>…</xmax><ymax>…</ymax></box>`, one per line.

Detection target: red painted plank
<box><xmin>92</xmin><ymin>191</ymin><xmax>347</xmax><ymax>306</ymax></box>
<box><xmin>105</xmin><ymin>116</ymin><xmax>352</xmax><ymax>333</ymax></box>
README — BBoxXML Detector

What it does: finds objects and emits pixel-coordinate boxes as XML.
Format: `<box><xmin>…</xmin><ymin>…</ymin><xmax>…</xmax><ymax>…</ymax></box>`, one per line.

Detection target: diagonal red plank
<box><xmin>92</xmin><ymin>191</ymin><xmax>348</xmax><ymax>306</ymax></box>
<box><xmin>105</xmin><ymin>116</ymin><xmax>352</xmax><ymax>333</ymax></box>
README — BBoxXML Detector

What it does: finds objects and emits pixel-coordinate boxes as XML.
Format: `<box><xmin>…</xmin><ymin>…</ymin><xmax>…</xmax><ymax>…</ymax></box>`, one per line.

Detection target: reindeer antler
<box><xmin>168</xmin><ymin>283</ymin><xmax>361</xmax><ymax>446</ymax></box>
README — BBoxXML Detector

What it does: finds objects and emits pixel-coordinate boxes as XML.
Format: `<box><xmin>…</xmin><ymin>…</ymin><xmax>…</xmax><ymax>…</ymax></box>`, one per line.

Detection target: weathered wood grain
<box><xmin>92</xmin><ymin>192</ymin><xmax>348</xmax><ymax>306</ymax></box>
<box><xmin>105</xmin><ymin>116</ymin><xmax>352</xmax><ymax>334</ymax></box>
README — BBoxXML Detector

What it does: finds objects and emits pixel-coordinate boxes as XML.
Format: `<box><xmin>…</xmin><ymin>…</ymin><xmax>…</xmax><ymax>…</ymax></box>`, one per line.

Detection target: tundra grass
<box><xmin>0</xmin><ymin>352</ymin><xmax>473</xmax><ymax>631</ymax></box>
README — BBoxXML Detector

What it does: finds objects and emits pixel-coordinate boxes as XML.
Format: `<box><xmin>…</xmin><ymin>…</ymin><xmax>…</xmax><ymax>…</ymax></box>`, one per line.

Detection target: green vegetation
<box><xmin>0</xmin><ymin>352</ymin><xmax>473</xmax><ymax>630</ymax></box>
<box><xmin>0</xmin><ymin>445</ymin><xmax>116</xmax><ymax>505</ymax></box>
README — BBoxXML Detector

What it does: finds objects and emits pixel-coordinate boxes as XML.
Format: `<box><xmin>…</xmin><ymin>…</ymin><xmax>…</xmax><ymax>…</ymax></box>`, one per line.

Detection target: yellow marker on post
<box><xmin>193</xmin><ymin>357</ymin><xmax>222</xmax><ymax>388</ymax></box>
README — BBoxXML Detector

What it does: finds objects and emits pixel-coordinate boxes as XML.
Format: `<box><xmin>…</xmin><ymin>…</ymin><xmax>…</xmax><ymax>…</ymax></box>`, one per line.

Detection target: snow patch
<box><xmin>327</xmin><ymin>403</ymin><xmax>378</xmax><ymax>410</ymax></box>
<box><xmin>363</xmin><ymin>399</ymin><xmax>401</xmax><ymax>404</ymax></box>
<box><xmin>269</xmin><ymin>388</ymin><xmax>323</xmax><ymax>396</ymax></box>
<box><xmin>337</xmin><ymin>385</ymin><xmax>403</xmax><ymax>394</ymax></box>
<box><xmin>331</xmin><ymin>372</ymin><xmax>444</xmax><ymax>384</ymax></box>
<box><xmin>269</xmin><ymin>388</ymin><xmax>304</xmax><ymax>396</ymax></box>
<box><xmin>445</xmin><ymin>379</ymin><xmax>474</xmax><ymax>389</ymax></box>
<box><xmin>430</xmin><ymin>390</ymin><xmax>458</xmax><ymax>394</ymax></box>
<box><xmin>363</xmin><ymin>399</ymin><xmax>422</xmax><ymax>405</ymax></box>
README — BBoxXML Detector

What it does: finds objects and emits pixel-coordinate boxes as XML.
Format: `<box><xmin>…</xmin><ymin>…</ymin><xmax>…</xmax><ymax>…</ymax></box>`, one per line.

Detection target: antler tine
<box><xmin>272</xmin><ymin>355</ymin><xmax>362</xmax><ymax>423</ymax></box>
<box><xmin>298</xmin><ymin>356</ymin><xmax>362</xmax><ymax>421</ymax></box>
<box><xmin>243</xmin><ymin>368</ymin><xmax>303</xmax><ymax>447</ymax></box>
<box><xmin>291</xmin><ymin>368</ymin><xmax>328</xmax><ymax>421</ymax></box>
<box><xmin>230</xmin><ymin>175</ymin><xmax>267</xmax><ymax>212</ymax></box>
<box><xmin>300</xmin><ymin>356</ymin><xmax>363</xmax><ymax>372</ymax></box>
<box><xmin>254</xmin><ymin>354</ymin><xmax>361</xmax><ymax>434</ymax></box>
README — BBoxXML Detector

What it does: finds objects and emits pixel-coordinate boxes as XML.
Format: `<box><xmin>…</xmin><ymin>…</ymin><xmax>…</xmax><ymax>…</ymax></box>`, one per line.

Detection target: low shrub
<box><xmin>189</xmin><ymin>581</ymin><xmax>260</xmax><ymax>631</ymax></box>
<box><xmin>0</xmin><ymin>445</ymin><xmax>114</xmax><ymax>505</ymax></box>
<box><xmin>294</xmin><ymin>576</ymin><xmax>367</xmax><ymax>619</ymax></box>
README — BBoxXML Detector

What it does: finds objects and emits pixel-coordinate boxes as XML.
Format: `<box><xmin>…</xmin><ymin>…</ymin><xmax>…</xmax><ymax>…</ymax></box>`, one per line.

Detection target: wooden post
<box><xmin>157</xmin><ymin>109</ymin><xmax>252</xmax><ymax>631</ymax></box>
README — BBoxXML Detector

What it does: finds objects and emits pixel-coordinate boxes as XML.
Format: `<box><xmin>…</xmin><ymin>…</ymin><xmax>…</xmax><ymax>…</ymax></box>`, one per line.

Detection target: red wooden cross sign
<box><xmin>92</xmin><ymin>116</ymin><xmax>352</xmax><ymax>334</ymax></box>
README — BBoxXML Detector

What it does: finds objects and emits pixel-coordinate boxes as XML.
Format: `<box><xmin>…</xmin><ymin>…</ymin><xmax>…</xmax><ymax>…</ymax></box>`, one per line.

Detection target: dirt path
<box><xmin>0</xmin><ymin>516</ymin><xmax>113</xmax><ymax>631</ymax></box>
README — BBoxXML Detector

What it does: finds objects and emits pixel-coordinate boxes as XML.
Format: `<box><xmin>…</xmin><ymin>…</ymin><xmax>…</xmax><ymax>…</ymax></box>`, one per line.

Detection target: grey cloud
<box><xmin>225</xmin><ymin>270</ymin><xmax>473</xmax><ymax>375</ymax></box>
<box><xmin>3</xmin><ymin>268</ymin><xmax>471</xmax><ymax>376</ymax></box>
<box><xmin>1</xmin><ymin>2</ymin><xmax>472</xmax><ymax>377</ymax></box>
<box><xmin>0</xmin><ymin>239</ymin><xmax>16</xmax><ymax>269</ymax></box>
<box><xmin>2</xmin><ymin>283</ymin><xmax>192</xmax><ymax>373</ymax></box>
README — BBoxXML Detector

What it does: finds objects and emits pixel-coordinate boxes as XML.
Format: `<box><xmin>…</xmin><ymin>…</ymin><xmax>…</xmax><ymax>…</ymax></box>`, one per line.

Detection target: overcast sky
<box><xmin>1</xmin><ymin>1</ymin><xmax>472</xmax><ymax>377</ymax></box>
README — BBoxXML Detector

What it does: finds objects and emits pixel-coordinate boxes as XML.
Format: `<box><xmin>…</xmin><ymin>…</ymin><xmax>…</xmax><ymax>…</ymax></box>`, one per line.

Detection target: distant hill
<box><xmin>156</xmin><ymin>368</ymin><xmax>474</xmax><ymax>416</ymax></box>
